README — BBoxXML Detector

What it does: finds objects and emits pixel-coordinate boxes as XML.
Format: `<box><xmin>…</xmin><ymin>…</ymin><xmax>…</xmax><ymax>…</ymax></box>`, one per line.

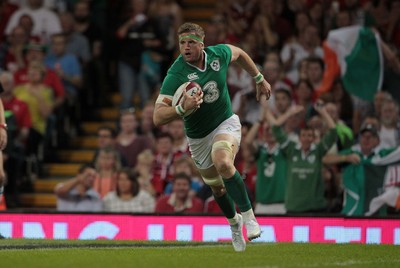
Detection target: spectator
<box><xmin>378</xmin><ymin>99</ymin><xmax>400</xmax><ymax>149</ymax></box>
<box><xmin>73</xmin><ymin>0</ymin><xmax>107</xmax><ymax>109</ymax></box>
<box><xmin>1</xmin><ymin>25</ymin><xmax>29</xmax><ymax>72</ymax></box>
<box><xmin>252</xmin><ymin>0</ymin><xmax>292</xmax><ymax>49</ymax></box>
<box><xmin>228</xmin><ymin>58</ymin><xmax>254</xmax><ymax>102</ymax></box>
<box><xmin>167</xmin><ymin>118</ymin><xmax>189</xmax><ymax>158</ymax></box>
<box><xmin>14</xmin><ymin>41</ymin><xmax>65</xmax><ymax>109</ymax></box>
<box><xmin>281</xmin><ymin>24</ymin><xmax>323</xmax><ymax>84</ymax></box>
<box><xmin>93</xmin><ymin>147</ymin><xmax>121</xmax><ymax>198</ymax></box>
<box><xmin>232</xmin><ymin>85</ymin><xmax>261</xmax><ymax>124</ymax></box>
<box><xmin>133</xmin><ymin>149</ymin><xmax>156</xmax><ymax>196</ymax></box>
<box><xmin>13</xmin><ymin>60</ymin><xmax>53</xmax><ymax>163</ymax></box>
<box><xmin>324</xmin><ymin>102</ymin><xmax>354</xmax><ymax>152</ymax></box>
<box><xmin>115</xmin><ymin>109</ymin><xmax>153</xmax><ymax>168</ymax></box>
<box><xmin>115</xmin><ymin>0</ymin><xmax>151</xmax><ymax>109</ymax></box>
<box><xmin>155</xmin><ymin>172</ymin><xmax>204</xmax><ymax>214</ymax></box>
<box><xmin>91</xmin><ymin>125</ymin><xmax>128</xmax><ymax>167</ymax></box>
<box><xmin>137</xmin><ymin>102</ymin><xmax>158</xmax><ymax>147</ymax></box>
<box><xmin>266</xmin><ymin>102</ymin><xmax>337</xmax><ymax>213</ymax></box>
<box><xmin>73</xmin><ymin>1</ymin><xmax>103</xmax><ymax>58</ymax></box>
<box><xmin>293</xmin><ymin>79</ymin><xmax>314</xmax><ymax>126</ymax></box>
<box><xmin>0</xmin><ymin>71</ymin><xmax>31</xmax><ymax>146</ymax></box>
<box><xmin>164</xmin><ymin>154</ymin><xmax>203</xmax><ymax>196</ymax></box>
<box><xmin>59</xmin><ymin>12</ymin><xmax>91</xmax><ymax>64</ymax></box>
<box><xmin>352</xmin><ymin>90</ymin><xmax>387</xmax><ymax>136</ymax></box>
<box><xmin>329</xmin><ymin>78</ymin><xmax>354</xmax><ymax>128</ymax></box>
<box><xmin>103</xmin><ymin>168</ymin><xmax>155</xmax><ymax>213</ymax></box>
<box><xmin>372</xmin><ymin>91</ymin><xmax>392</xmax><ymax>119</ymax></box>
<box><xmin>273</xmin><ymin>88</ymin><xmax>293</xmax><ymax>116</ymax></box>
<box><xmin>204</xmin><ymin>15</ymin><xmax>228</xmax><ymax>46</ymax></box>
<box><xmin>147</xmin><ymin>0</ymin><xmax>183</xmax><ymax>76</ymax></box>
<box><xmin>322</xmin><ymin>123</ymin><xmax>392</xmax><ymax>216</ymax></box>
<box><xmin>45</xmin><ymin>33</ymin><xmax>82</xmax><ymax>98</ymax></box>
<box><xmin>54</xmin><ymin>163</ymin><xmax>102</xmax><ymax>212</ymax></box>
<box><xmin>383</xmin><ymin>0</ymin><xmax>400</xmax><ymax>47</ymax></box>
<box><xmin>306</xmin><ymin>56</ymin><xmax>325</xmax><ymax>97</ymax></box>
<box><xmin>244</xmin><ymin>105</ymin><xmax>287</xmax><ymax>215</ymax></box>
<box><xmin>17</xmin><ymin>14</ymin><xmax>36</xmax><ymax>41</ymax></box>
<box><xmin>5</xmin><ymin>0</ymin><xmax>62</xmax><ymax>43</ymax></box>
<box><xmin>261</xmin><ymin>59</ymin><xmax>293</xmax><ymax>113</ymax></box>
<box><xmin>151</xmin><ymin>131</ymin><xmax>175</xmax><ymax>196</ymax></box>
<box><xmin>45</xmin><ymin>33</ymin><xmax>82</xmax><ymax>136</ymax></box>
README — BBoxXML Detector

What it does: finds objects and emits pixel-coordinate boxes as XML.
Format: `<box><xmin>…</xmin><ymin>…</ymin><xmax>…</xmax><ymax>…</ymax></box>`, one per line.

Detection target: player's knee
<box><xmin>212</xmin><ymin>141</ymin><xmax>235</xmax><ymax>175</ymax></box>
<box><xmin>212</xmin><ymin>141</ymin><xmax>234</xmax><ymax>159</ymax></box>
<box><xmin>202</xmin><ymin>175</ymin><xmax>223</xmax><ymax>188</ymax></box>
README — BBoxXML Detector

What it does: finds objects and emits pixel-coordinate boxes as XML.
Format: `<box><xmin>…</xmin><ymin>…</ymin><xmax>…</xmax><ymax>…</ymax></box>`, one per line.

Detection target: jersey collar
<box><xmin>185</xmin><ymin>50</ymin><xmax>208</xmax><ymax>72</ymax></box>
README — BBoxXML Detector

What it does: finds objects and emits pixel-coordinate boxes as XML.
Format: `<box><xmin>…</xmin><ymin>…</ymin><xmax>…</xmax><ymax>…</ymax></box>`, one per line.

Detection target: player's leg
<box><xmin>211</xmin><ymin>133</ymin><xmax>261</xmax><ymax>241</ymax></box>
<box><xmin>199</xmin><ymin>167</ymin><xmax>245</xmax><ymax>252</ymax></box>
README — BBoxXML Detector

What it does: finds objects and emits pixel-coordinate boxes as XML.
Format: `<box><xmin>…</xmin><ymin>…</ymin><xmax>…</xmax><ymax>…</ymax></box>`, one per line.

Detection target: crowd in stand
<box><xmin>0</xmin><ymin>0</ymin><xmax>399</xmax><ymax>216</ymax></box>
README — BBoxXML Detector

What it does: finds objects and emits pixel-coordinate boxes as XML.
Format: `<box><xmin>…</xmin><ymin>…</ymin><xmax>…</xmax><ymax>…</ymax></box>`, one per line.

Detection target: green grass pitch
<box><xmin>0</xmin><ymin>239</ymin><xmax>399</xmax><ymax>268</ymax></box>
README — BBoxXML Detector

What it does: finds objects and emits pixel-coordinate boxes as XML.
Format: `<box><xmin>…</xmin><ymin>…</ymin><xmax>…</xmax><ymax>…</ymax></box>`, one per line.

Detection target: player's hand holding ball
<box><xmin>173</xmin><ymin>82</ymin><xmax>203</xmax><ymax>117</ymax></box>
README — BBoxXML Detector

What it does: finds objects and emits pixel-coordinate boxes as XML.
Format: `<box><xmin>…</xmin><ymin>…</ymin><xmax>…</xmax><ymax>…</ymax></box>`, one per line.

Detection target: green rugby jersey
<box><xmin>160</xmin><ymin>44</ymin><xmax>234</xmax><ymax>139</ymax></box>
<box><xmin>255</xmin><ymin>144</ymin><xmax>287</xmax><ymax>204</ymax></box>
<box><xmin>272</xmin><ymin>126</ymin><xmax>338</xmax><ymax>212</ymax></box>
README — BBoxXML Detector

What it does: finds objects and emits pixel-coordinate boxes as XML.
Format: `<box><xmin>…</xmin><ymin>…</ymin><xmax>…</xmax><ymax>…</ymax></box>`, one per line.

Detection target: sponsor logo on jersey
<box><xmin>203</xmin><ymin>81</ymin><xmax>219</xmax><ymax>103</ymax></box>
<box><xmin>210</xmin><ymin>60</ymin><xmax>220</xmax><ymax>71</ymax></box>
<box><xmin>187</xmin><ymin>73</ymin><xmax>199</xmax><ymax>81</ymax></box>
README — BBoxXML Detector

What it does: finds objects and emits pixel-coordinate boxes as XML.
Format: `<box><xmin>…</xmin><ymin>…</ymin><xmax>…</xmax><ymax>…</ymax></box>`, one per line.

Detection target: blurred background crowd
<box><xmin>0</xmin><ymin>0</ymin><xmax>399</xmax><ymax>217</ymax></box>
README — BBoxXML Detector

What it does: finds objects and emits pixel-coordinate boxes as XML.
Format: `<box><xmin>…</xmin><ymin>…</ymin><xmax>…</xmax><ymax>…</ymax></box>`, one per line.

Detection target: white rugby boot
<box><xmin>230</xmin><ymin>214</ymin><xmax>246</xmax><ymax>252</ymax></box>
<box><xmin>245</xmin><ymin>218</ymin><xmax>261</xmax><ymax>241</ymax></box>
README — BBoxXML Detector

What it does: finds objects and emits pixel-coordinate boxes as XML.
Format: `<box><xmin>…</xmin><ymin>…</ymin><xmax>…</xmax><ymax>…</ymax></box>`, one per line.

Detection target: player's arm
<box><xmin>153</xmin><ymin>92</ymin><xmax>203</xmax><ymax>127</ymax></box>
<box><xmin>227</xmin><ymin>44</ymin><xmax>271</xmax><ymax>101</ymax></box>
<box><xmin>153</xmin><ymin>100</ymin><xmax>182</xmax><ymax>127</ymax></box>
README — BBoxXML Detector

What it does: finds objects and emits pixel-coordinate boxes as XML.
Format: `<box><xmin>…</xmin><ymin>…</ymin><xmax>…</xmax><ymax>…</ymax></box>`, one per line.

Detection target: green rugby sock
<box><xmin>213</xmin><ymin>192</ymin><xmax>236</xmax><ymax>219</ymax></box>
<box><xmin>223</xmin><ymin>170</ymin><xmax>252</xmax><ymax>212</ymax></box>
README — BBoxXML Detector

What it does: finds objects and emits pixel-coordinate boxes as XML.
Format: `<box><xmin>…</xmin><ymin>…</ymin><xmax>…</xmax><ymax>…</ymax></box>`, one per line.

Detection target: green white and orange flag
<box><xmin>321</xmin><ymin>26</ymin><xmax>383</xmax><ymax>101</ymax></box>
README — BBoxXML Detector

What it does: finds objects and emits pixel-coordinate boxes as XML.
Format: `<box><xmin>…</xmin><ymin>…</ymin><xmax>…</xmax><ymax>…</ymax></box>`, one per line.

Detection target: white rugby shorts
<box><xmin>188</xmin><ymin>114</ymin><xmax>242</xmax><ymax>170</ymax></box>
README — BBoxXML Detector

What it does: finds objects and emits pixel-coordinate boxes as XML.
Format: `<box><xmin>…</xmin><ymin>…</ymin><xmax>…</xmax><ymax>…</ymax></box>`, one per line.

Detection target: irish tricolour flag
<box><xmin>322</xmin><ymin>26</ymin><xmax>383</xmax><ymax>101</ymax></box>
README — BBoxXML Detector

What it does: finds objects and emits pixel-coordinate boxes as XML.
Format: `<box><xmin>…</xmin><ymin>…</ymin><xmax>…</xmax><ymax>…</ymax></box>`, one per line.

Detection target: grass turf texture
<box><xmin>0</xmin><ymin>239</ymin><xmax>398</xmax><ymax>268</ymax></box>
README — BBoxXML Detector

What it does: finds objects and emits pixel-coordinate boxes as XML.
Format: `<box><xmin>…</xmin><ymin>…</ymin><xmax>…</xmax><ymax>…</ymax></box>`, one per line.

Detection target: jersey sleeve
<box><xmin>160</xmin><ymin>73</ymin><xmax>182</xmax><ymax>97</ymax></box>
<box><xmin>214</xmin><ymin>44</ymin><xmax>232</xmax><ymax>67</ymax></box>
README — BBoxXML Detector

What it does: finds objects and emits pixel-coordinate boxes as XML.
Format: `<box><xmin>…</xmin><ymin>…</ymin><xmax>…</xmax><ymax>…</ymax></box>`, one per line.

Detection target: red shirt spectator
<box><xmin>155</xmin><ymin>173</ymin><xmax>204</xmax><ymax>214</ymax></box>
<box><xmin>14</xmin><ymin>65</ymin><xmax>65</xmax><ymax>98</ymax></box>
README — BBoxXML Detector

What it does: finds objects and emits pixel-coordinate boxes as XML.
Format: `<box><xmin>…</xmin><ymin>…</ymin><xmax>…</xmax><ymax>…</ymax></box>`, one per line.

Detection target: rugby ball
<box><xmin>172</xmin><ymin>81</ymin><xmax>202</xmax><ymax>116</ymax></box>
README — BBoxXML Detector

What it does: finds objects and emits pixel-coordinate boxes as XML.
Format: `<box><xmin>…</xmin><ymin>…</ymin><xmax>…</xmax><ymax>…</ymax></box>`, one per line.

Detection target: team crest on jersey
<box><xmin>187</xmin><ymin>72</ymin><xmax>199</xmax><ymax>81</ymax></box>
<box><xmin>210</xmin><ymin>60</ymin><xmax>220</xmax><ymax>71</ymax></box>
<box><xmin>307</xmin><ymin>155</ymin><xmax>315</xmax><ymax>164</ymax></box>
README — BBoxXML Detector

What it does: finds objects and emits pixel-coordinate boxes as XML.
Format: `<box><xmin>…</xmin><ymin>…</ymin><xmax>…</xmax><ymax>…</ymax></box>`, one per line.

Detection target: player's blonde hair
<box><xmin>178</xmin><ymin>22</ymin><xmax>205</xmax><ymax>40</ymax></box>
